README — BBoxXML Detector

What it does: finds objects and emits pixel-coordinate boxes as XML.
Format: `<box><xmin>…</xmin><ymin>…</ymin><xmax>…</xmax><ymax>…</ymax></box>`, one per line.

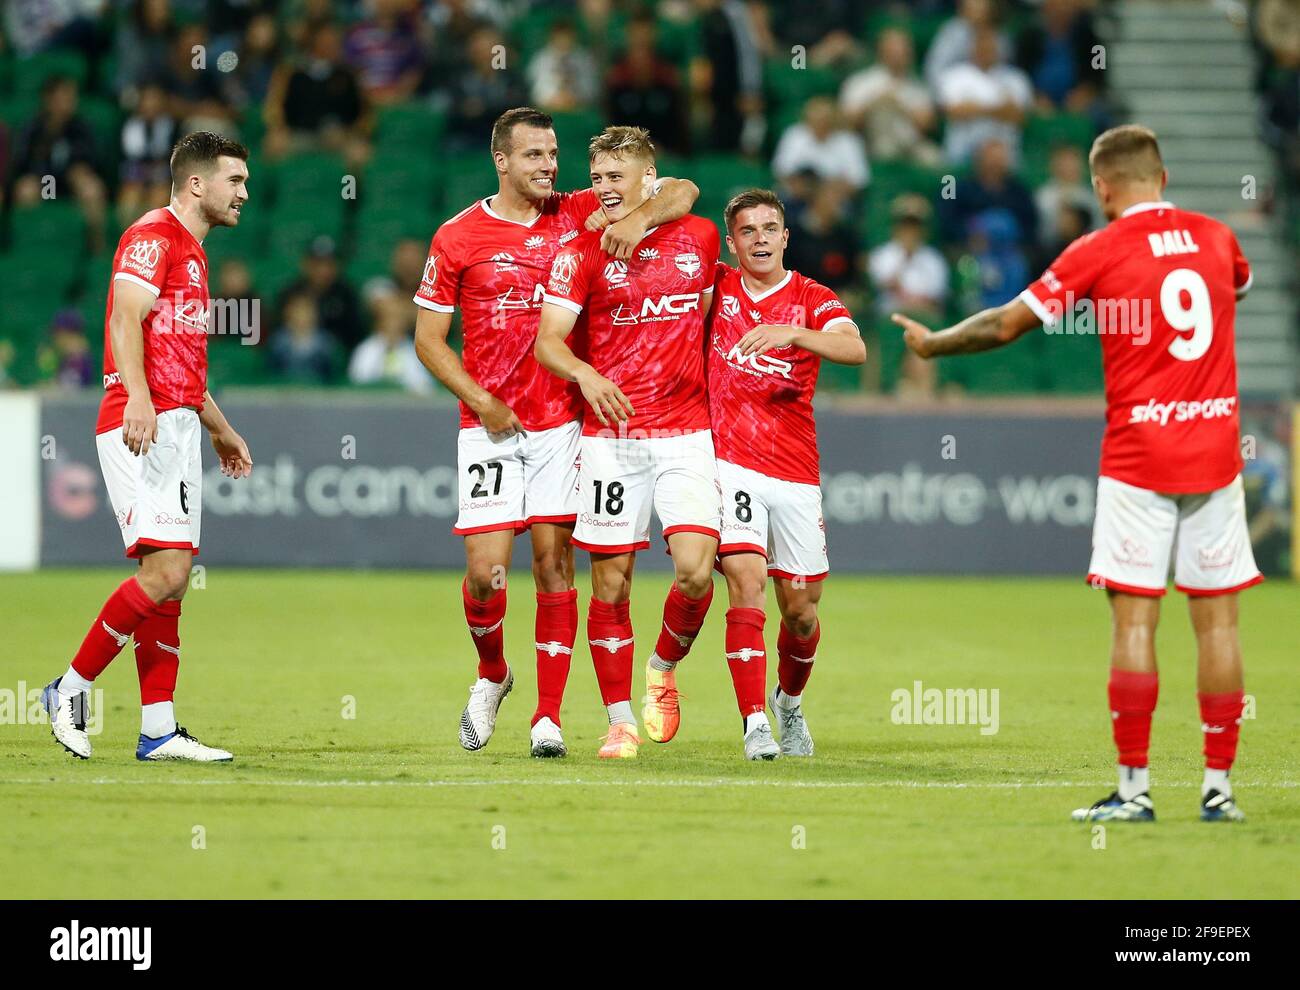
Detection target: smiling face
<box><xmin>196</xmin><ymin>155</ymin><xmax>249</xmax><ymax>227</ymax></box>
<box><xmin>727</xmin><ymin>204</ymin><xmax>788</xmax><ymax>279</ymax></box>
<box><xmin>496</xmin><ymin>124</ymin><xmax>559</xmax><ymax>203</ymax></box>
<box><xmin>589</xmin><ymin>151</ymin><xmax>653</xmax><ymax>222</ymax></box>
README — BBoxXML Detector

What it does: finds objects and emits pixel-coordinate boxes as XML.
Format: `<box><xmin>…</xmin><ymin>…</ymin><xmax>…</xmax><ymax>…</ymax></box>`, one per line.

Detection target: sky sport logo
<box><xmin>1040</xmin><ymin>291</ymin><xmax>1153</xmax><ymax>346</ymax></box>
<box><xmin>49</xmin><ymin>920</ymin><xmax>151</xmax><ymax>970</ymax></box>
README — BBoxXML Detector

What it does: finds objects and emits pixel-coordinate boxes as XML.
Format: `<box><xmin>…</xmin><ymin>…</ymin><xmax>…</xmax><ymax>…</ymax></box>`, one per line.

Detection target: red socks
<box><xmin>534</xmin><ymin>589</ymin><xmax>578</xmax><ymax>727</ymax></box>
<box><xmin>70</xmin><ymin>576</ymin><xmax>158</xmax><ymax>681</ymax></box>
<box><xmin>725</xmin><ymin>607</ymin><xmax>767</xmax><ymax>716</ymax></box>
<box><xmin>463</xmin><ymin>581</ymin><xmax>508</xmax><ymax>683</ymax></box>
<box><xmin>134</xmin><ymin>599</ymin><xmax>181</xmax><ymax>704</ymax></box>
<box><xmin>1199</xmin><ymin>690</ymin><xmax>1245</xmax><ymax>771</ymax></box>
<box><xmin>588</xmin><ymin>598</ymin><xmax>634</xmax><ymax>706</ymax></box>
<box><xmin>653</xmin><ymin>583</ymin><xmax>713</xmax><ymax>665</ymax></box>
<box><xmin>1108</xmin><ymin>668</ymin><xmax>1159</xmax><ymax>767</ymax></box>
<box><xmin>777</xmin><ymin>622</ymin><xmax>819</xmax><ymax>698</ymax></box>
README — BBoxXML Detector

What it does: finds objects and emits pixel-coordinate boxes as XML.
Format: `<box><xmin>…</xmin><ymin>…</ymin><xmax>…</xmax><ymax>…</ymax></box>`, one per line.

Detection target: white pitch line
<box><xmin>0</xmin><ymin>777</ymin><xmax>1296</xmax><ymax>790</ymax></box>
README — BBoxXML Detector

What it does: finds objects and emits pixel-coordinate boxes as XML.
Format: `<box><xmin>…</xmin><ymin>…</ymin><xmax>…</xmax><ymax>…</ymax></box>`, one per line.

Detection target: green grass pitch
<box><xmin>1</xmin><ymin>569</ymin><xmax>1296</xmax><ymax>899</ymax></box>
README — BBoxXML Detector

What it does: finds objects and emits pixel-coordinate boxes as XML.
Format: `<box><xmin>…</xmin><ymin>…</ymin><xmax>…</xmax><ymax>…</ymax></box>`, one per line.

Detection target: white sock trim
<box><xmin>59</xmin><ymin>667</ymin><xmax>94</xmax><ymax>697</ymax></box>
<box><xmin>607</xmin><ymin>701</ymin><xmax>635</xmax><ymax>726</ymax></box>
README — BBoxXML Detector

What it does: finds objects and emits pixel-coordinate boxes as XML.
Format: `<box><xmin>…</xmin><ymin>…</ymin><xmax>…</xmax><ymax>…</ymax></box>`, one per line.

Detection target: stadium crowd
<box><xmin>0</xmin><ymin>0</ymin><xmax>1293</xmax><ymax>397</ymax></box>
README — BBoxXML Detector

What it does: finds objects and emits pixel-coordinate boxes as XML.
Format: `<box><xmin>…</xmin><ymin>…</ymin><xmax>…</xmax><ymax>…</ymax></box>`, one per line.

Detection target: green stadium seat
<box><xmin>12</xmin><ymin>50</ymin><xmax>88</xmax><ymax>97</ymax></box>
<box><xmin>374</xmin><ymin>102</ymin><xmax>446</xmax><ymax>152</ymax></box>
<box><xmin>1042</xmin><ymin>324</ymin><xmax>1104</xmax><ymax>394</ymax></box>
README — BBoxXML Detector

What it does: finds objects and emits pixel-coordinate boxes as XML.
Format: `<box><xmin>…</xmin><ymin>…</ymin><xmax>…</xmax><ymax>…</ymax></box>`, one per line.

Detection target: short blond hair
<box><xmin>1089</xmin><ymin>124</ymin><xmax>1164</xmax><ymax>185</ymax></box>
<box><xmin>588</xmin><ymin>125</ymin><xmax>656</xmax><ymax>165</ymax></box>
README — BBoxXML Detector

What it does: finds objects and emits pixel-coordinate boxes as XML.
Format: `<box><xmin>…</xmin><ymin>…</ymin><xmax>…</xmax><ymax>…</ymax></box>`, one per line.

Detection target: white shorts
<box><xmin>1087</xmin><ymin>474</ymin><xmax>1263</xmax><ymax>597</ymax></box>
<box><xmin>454</xmin><ymin>419</ymin><xmax>581</xmax><ymax>536</ymax></box>
<box><xmin>717</xmin><ymin>459</ymin><xmax>828</xmax><ymax>581</ymax></box>
<box><xmin>96</xmin><ymin>407</ymin><xmax>202</xmax><ymax>558</ymax></box>
<box><xmin>572</xmin><ymin>429</ymin><xmax>722</xmax><ymax>553</ymax></box>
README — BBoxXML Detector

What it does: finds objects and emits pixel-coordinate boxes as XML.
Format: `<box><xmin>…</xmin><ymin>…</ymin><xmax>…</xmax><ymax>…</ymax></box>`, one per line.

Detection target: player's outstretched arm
<box><xmin>199</xmin><ymin>390</ymin><xmax>253</xmax><ymax>478</ymax></box>
<box><xmin>598</xmin><ymin>177</ymin><xmax>700</xmax><ymax>260</ymax></box>
<box><xmin>738</xmin><ymin>321</ymin><xmax>866</xmax><ymax>366</ymax></box>
<box><xmin>414</xmin><ymin>307</ymin><xmax>523</xmax><ymax>437</ymax></box>
<box><xmin>535</xmin><ymin>302</ymin><xmax>634</xmax><ymax>426</ymax></box>
<box><xmin>109</xmin><ymin>280</ymin><xmax>159</xmax><ymax>456</ymax></box>
<box><xmin>892</xmin><ymin>299</ymin><xmax>1039</xmax><ymax>358</ymax></box>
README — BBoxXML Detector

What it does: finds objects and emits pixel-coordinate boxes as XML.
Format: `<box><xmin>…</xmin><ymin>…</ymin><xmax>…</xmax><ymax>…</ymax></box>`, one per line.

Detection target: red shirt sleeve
<box><xmin>114</xmin><ymin>229</ymin><xmax>173</xmax><ymax>296</ymax></box>
<box><xmin>698</xmin><ymin>218</ymin><xmax>721</xmax><ymax>289</ymax></box>
<box><xmin>543</xmin><ymin>234</ymin><xmax>598</xmax><ymax>313</ymax></box>
<box><xmin>1019</xmin><ymin>231</ymin><xmax>1105</xmax><ymax>327</ymax></box>
<box><xmin>1229</xmin><ymin>231</ymin><xmax>1252</xmax><ymax>299</ymax></box>
<box><xmin>555</xmin><ymin>188</ymin><xmax>600</xmax><ymax>228</ymax></box>
<box><xmin>414</xmin><ymin>227</ymin><xmax>460</xmax><ymax>313</ymax></box>
<box><xmin>803</xmin><ymin>280</ymin><xmax>853</xmax><ymax>331</ymax></box>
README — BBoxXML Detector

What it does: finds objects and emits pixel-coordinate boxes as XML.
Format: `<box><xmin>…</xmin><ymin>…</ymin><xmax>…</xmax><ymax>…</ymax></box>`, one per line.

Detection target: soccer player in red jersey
<box><xmin>413</xmin><ymin>109</ymin><xmax>699</xmax><ymax>757</ymax></box>
<box><xmin>708</xmin><ymin>189</ymin><xmax>865</xmax><ymax>758</ymax></box>
<box><xmin>894</xmin><ymin>126</ymin><xmax>1259</xmax><ymax>823</ymax></box>
<box><xmin>535</xmin><ymin>126</ymin><xmax>724</xmax><ymax>760</ymax></box>
<box><xmin>41</xmin><ymin>131</ymin><xmax>254</xmax><ymax>763</ymax></box>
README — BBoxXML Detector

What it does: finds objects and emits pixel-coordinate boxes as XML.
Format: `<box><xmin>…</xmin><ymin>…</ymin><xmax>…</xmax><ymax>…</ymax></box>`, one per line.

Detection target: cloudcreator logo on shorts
<box><xmin>0</xmin><ymin>681</ymin><xmax>105</xmax><ymax>735</ymax></box>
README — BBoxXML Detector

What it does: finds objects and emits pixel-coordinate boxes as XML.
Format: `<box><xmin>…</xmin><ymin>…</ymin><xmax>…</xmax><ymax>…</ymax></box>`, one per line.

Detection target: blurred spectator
<box><xmin>935</xmin><ymin>26</ymin><xmax>1032</xmax><ymax>166</ymax></box>
<box><xmin>0</xmin><ymin>120</ymin><xmax>10</xmax><ymax>210</ymax></box>
<box><xmin>5</xmin><ymin>0</ymin><xmax>108</xmax><ymax>57</ymax></box>
<box><xmin>783</xmin><ymin>180</ymin><xmax>861</xmax><ymax>291</ymax></box>
<box><xmin>1034</xmin><ymin>143</ymin><xmax>1102</xmax><ymax>245</ymax></box>
<box><xmin>1016</xmin><ymin>0</ymin><xmax>1106</xmax><ymax>114</ymax></box>
<box><xmin>117</xmin><ymin>79</ymin><xmax>177</xmax><ymax>226</ymax></box>
<box><xmin>162</xmin><ymin>24</ymin><xmax>238</xmax><ymax>134</ymax></box>
<box><xmin>967</xmin><ymin>208</ymin><xmax>1030</xmax><ymax>310</ymax></box>
<box><xmin>1039</xmin><ymin>201</ymin><xmax>1093</xmax><ymax>272</ymax></box>
<box><xmin>694</xmin><ymin>0</ymin><xmax>768</xmax><ymax>153</ymax></box>
<box><xmin>1259</xmin><ymin>1</ymin><xmax>1300</xmax><ymax>186</ymax></box>
<box><xmin>423</xmin><ymin>0</ymin><xmax>498</xmax><ymax>87</ymax></box>
<box><xmin>772</xmin><ymin>96</ymin><xmax>870</xmax><ymax>196</ymax></box>
<box><xmin>869</xmin><ymin>196</ymin><xmax>949</xmax><ymax>318</ymax></box>
<box><xmin>869</xmin><ymin>196</ymin><xmax>949</xmax><ymax>399</ymax></box>
<box><xmin>764</xmin><ymin>0</ymin><xmax>863</xmax><ymax>69</ymax></box>
<box><xmin>938</xmin><ymin>138</ymin><xmax>1037</xmax><ymax>251</ymax></box>
<box><xmin>924</xmin><ymin>0</ymin><xmax>1011</xmax><ymax>91</ymax></box>
<box><xmin>268</xmin><ymin>291</ymin><xmax>340</xmax><ymax>384</ymax></box>
<box><xmin>840</xmin><ymin>27</ymin><xmax>941</xmax><ymax>167</ymax></box>
<box><xmin>11</xmin><ymin>75</ymin><xmax>108</xmax><ymax>251</ymax></box>
<box><xmin>213</xmin><ymin>258</ymin><xmax>263</xmax><ymax>346</ymax></box>
<box><xmin>277</xmin><ymin>237</ymin><xmax>365</xmax><ymax>351</ymax></box>
<box><xmin>573</xmin><ymin>0</ymin><xmax>617</xmax><ymax>74</ymax></box>
<box><xmin>264</xmin><ymin>22</ymin><xmax>371</xmax><ymax>169</ymax></box>
<box><xmin>526</xmin><ymin>19</ymin><xmax>599</xmax><ymax>111</ymax></box>
<box><xmin>348</xmin><ymin>283</ymin><xmax>434</xmax><ymax>393</ymax></box>
<box><xmin>284</xmin><ymin>0</ymin><xmax>337</xmax><ymax>52</ymax></box>
<box><xmin>220</xmin><ymin>12</ymin><xmax>282</xmax><ymax>110</ymax></box>
<box><xmin>606</xmin><ymin>14</ymin><xmax>690</xmax><ymax>155</ymax></box>
<box><xmin>37</xmin><ymin>309</ymin><xmax>96</xmax><ymax>388</ymax></box>
<box><xmin>344</xmin><ymin>0</ymin><xmax>425</xmax><ymax>107</ymax></box>
<box><xmin>390</xmin><ymin>237</ymin><xmax>428</xmax><ymax>299</ymax></box>
<box><xmin>115</xmin><ymin>0</ymin><xmax>174</xmax><ymax>94</ymax></box>
<box><xmin>446</xmin><ymin>26</ymin><xmax>526</xmax><ymax>151</ymax></box>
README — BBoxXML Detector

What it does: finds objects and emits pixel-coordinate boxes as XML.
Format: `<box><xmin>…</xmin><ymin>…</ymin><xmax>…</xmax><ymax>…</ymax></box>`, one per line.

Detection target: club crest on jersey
<box><xmin>524</xmin><ymin>235</ymin><xmax>545</xmax><ymax>250</ymax></box>
<box><xmin>123</xmin><ymin>238</ymin><xmax>163</xmax><ymax>278</ymax></box>
<box><xmin>422</xmin><ymin>254</ymin><xmax>438</xmax><ymax>287</ymax></box>
<box><xmin>185</xmin><ymin>259</ymin><xmax>203</xmax><ymax>287</ymax></box>
<box><xmin>721</xmin><ymin>295</ymin><xmax>740</xmax><ymax>318</ymax></box>
<box><xmin>549</xmin><ymin>252</ymin><xmax>578</xmax><ymax>285</ymax></box>
<box><xmin>637</xmin><ymin>247</ymin><xmax>659</xmax><ymax>261</ymax></box>
<box><xmin>674</xmin><ymin>252</ymin><xmax>701</xmax><ymax>277</ymax></box>
<box><xmin>492</xmin><ymin>251</ymin><xmax>517</xmax><ymax>272</ymax></box>
<box><xmin>604</xmin><ymin>260</ymin><xmax>628</xmax><ymax>286</ymax></box>
<box><xmin>726</xmin><ymin>342</ymin><xmax>793</xmax><ymax>379</ymax></box>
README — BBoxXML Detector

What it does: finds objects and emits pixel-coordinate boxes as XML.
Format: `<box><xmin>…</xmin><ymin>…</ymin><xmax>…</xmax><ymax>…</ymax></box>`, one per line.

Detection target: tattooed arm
<box><xmin>892</xmin><ymin>299</ymin><xmax>1040</xmax><ymax>358</ymax></box>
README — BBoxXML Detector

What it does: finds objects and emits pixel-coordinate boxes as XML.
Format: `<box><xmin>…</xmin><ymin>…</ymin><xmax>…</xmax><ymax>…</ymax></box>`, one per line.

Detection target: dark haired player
<box><xmin>42</xmin><ymin>132</ymin><xmax>254</xmax><ymax>763</ymax></box>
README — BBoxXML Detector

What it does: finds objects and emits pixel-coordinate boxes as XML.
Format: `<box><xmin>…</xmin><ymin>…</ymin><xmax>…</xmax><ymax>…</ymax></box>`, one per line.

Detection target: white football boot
<box><xmin>459</xmin><ymin>667</ymin><xmax>513</xmax><ymax>751</ymax></box>
<box><xmin>529</xmin><ymin>716</ymin><xmax>567</xmax><ymax>758</ymax></box>
<box><xmin>769</xmin><ymin>686</ymin><xmax>815</xmax><ymax>757</ymax></box>
<box><xmin>137</xmin><ymin>724</ymin><xmax>233</xmax><ymax>762</ymax></box>
<box><xmin>743</xmin><ymin>717</ymin><xmax>780</xmax><ymax>761</ymax></box>
<box><xmin>41</xmin><ymin>678</ymin><xmax>92</xmax><ymax>759</ymax></box>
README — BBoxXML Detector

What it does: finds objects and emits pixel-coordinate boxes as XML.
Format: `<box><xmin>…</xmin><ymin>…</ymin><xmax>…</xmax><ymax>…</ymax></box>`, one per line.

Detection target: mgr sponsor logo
<box><xmin>890</xmin><ymin>680</ymin><xmax>1000</xmax><ymax>735</ymax></box>
<box><xmin>50</xmin><ymin>921</ymin><xmax>151</xmax><ymax>970</ymax></box>
<box><xmin>821</xmin><ymin>465</ymin><xmax>1094</xmax><ymax>527</ymax></box>
<box><xmin>0</xmin><ymin>682</ymin><xmax>105</xmax><ymax>735</ymax></box>
<box><xmin>722</xmin><ymin>341</ymin><xmax>793</xmax><ymax>379</ymax></box>
<box><xmin>609</xmin><ymin>293</ymin><xmax>701</xmax><ymax>325</ymax></box>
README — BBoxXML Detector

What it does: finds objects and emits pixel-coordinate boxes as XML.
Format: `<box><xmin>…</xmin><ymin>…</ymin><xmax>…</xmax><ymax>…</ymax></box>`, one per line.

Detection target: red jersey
<box><xmin>1020</xmin><ymin>200</ymin><xmax>1250</xmax><ymax>493</ymax></box>
<box><xmin>544</xmin><ymin>214</ymin><xmax>720</xmax><ymax>437</ymax></box>
<box><xmin>415</xmin><ymin>191</ymin><xmax>599</xmax><ymax>431</ymax></box>
<box><xmin>97</xmin><ymin>206</ymin><xmax>210</xmax><ymax>433</ymax></box>
<box><xmin>707</xmin><ymin>264</ymin><xmax>852</xmax><ymax>485</ymax></box>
